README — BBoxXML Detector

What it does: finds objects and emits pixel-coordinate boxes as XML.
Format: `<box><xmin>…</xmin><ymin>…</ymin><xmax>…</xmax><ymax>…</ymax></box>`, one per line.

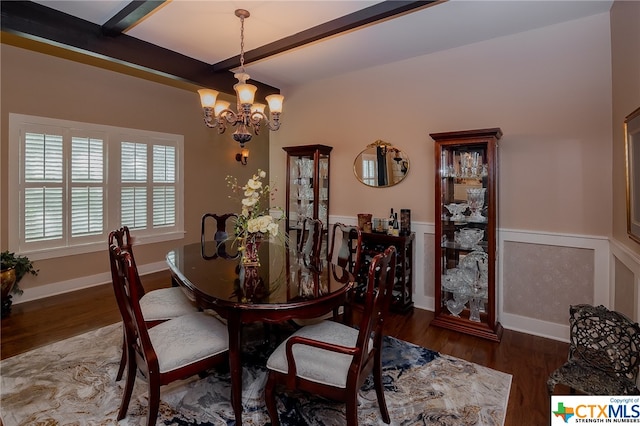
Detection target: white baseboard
<box><xmin>14</xmin><ymin>260</ymin><xmax>168</xmax><ymax>304</ymax></box>
<box><xmin>500</xmin><ymin>312</ymin><xmax>570</xmax><ymax>342</ymax></box>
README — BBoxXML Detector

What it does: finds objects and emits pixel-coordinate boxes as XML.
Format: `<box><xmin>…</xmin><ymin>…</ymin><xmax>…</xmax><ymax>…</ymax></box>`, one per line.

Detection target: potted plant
<box><xmin>1</xmin><ymin>250</ymin><xmax>38</xmax><ymax>317</ymax></box>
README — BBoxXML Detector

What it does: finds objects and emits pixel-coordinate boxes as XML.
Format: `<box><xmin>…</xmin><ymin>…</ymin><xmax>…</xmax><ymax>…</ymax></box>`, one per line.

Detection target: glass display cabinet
<box><xmin>283</xmin><ymin>144</ymin><xmax>332</xmax><ymax>257</ymax></box>
<box><xmin>430</xmin><ymin>128</ymin><xmax>503</xmax><ymax>341</ymax></box>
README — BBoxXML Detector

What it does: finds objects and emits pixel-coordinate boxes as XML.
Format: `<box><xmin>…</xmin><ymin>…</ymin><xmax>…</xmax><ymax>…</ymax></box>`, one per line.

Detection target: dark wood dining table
<box><xmin>166</xmin><ymin>240</ymin><xmax>355</xmax><ymax>425</ymax></box>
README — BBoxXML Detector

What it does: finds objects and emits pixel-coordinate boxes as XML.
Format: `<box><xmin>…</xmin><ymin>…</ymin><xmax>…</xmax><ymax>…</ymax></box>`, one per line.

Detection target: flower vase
<box><xmin>238</xmin><ymin>265</ymin><xmax>266</xmax><ymax>302</ymax></box>
<box><xmin>242</xmin><ymin>233</ymin><xmax>263</xmax><ymax>266</ymax></box>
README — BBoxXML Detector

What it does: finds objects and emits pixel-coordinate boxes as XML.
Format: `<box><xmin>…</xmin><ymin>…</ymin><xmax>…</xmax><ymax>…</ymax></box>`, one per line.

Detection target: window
<box><xmin>8</xmin><ymin>114</ymin><xmax>184</xmax><ymax>259</ymax></box>
<box><xmin>361</xmin><ymin>154</ymin><xmax>377</xmax><ymax>187</ymax></box>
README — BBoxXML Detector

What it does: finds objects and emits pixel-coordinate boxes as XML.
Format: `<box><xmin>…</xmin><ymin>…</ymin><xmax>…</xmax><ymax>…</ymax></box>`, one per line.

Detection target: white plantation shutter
<box><xmin>121</xmin><ymin>187</ymin><xmax>147</xmax><ymax>229</ymax></box>
<box><xmin>24</xmin><ymin>187</ymin><xmax>63</xmax><ymax>241</ymax></box>
<box><xmin>24</xmin><ymin>132</ymin><xmax>64</xmax><ymax>242</ymax></box>
<box><xmin>121</xmin><ymin>142</ymin><xmax>147</xmax><ymax>182</ymax></box>
<box><xmin>71</xmin><ymin>137</ymin><xmax>104</xmax><ymax>236</ymax></box>
<box><xmin>152</xmin><ymin>145</ymin><xmax>176</xmax><ymax>227</ymax></box>
<box><xmin>153</xmin><ymin>186</ymin><xmax>175</xmax><ymax>226</ymax></box>
<box><xmin>9</xmin><ymin>114</ymin><xmax>184</xmax><ymax>256</ymax></box>
<box><xmin>153</xmin><ymin>145</ymin><xmax>175</xmax><ymax>182</ymax></box>
<box><xmin>121</xmin><ymin>142</ymin><xmax>148</xmax><ymax>230</ymax></box>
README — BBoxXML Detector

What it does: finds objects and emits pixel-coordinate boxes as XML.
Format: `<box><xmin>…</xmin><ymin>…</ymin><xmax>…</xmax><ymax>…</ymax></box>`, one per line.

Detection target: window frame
<box><xmin>8</xmin><ymin>113</ymin><xmax>184</xmax><ymax>261</ymax></box>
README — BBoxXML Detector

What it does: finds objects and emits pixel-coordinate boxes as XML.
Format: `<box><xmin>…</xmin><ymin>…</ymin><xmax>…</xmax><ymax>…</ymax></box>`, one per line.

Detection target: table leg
<box><xmin>227</xmin><ymin>313</ymin><xmax>243</xmax><ymax>425</ymax></box>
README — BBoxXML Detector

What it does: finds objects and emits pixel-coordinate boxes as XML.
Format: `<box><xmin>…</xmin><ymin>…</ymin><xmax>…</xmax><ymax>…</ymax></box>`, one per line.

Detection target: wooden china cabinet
<box><xmin>430</xmin><ymin>128</ymin><xmax>503</xmax><ymax>341</ymax></box>
<box><xmin>283</xmin><ymin>144</ymin><xmax>332</xmax><ymax>257</ymax></box>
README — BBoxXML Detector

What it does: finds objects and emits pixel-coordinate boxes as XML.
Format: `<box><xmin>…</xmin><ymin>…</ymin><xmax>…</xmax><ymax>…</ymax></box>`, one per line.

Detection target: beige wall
<box><xmin>271</xmin><ymin>12</ymin><xmax>613</xmax><ymax>234</ymax></box>
<box><xmin>0</xmin><ymin>43</ymin><xmax>269</xmax><ymax>295</ymax></box>
<box><xmin>611</xmin><ymin>1</ymin><xmax>640</xmax><ymax>254</ymax></box>
<box><xmin>270</xmin><ymin>11</ymin><xmax>614</xmax><ymax>338</ymax></box>
<box><xmin>610</xmin><ymin>0</ymin><xmax>640</xmax><ymax>318</ymax></box>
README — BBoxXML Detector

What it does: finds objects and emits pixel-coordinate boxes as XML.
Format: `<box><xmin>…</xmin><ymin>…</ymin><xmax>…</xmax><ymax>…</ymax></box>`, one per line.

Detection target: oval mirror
<box><xmin>353</xmin><ymin>140</ymin><xmax>409</xmax><ymax>187</ymax></box>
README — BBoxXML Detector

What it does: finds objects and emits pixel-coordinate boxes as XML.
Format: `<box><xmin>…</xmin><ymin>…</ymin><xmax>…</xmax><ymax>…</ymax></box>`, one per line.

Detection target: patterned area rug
<box><xmin>1</xmin><ymin>322</ymin><xmax>511</xmax><ymax>425</ymax></box>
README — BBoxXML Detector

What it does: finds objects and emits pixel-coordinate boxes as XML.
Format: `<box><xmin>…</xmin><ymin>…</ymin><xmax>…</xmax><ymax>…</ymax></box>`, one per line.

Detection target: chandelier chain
<box><xmin>239</xmin><ymin>15</ymin><xmax>245</xmax><ymax>72</ymax></box>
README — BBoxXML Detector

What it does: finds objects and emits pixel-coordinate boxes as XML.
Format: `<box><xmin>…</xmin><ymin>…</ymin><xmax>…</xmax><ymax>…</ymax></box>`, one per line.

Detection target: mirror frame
<box><xmin>353</xmin><ymin>142</ymin><xmax>409</xmax><ymax>188</ymax></box>
<box><xmin>625</xmin><ymin>106</ymin><xmax>640</xmax><ymax>243</ymax></box>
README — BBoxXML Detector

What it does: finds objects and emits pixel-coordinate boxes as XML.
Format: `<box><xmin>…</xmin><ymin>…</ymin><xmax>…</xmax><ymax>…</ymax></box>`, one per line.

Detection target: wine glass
<box><xmin>466</xmin><ymin>188</ymin><xmax>486</xmax><ymax>222</ymax></box>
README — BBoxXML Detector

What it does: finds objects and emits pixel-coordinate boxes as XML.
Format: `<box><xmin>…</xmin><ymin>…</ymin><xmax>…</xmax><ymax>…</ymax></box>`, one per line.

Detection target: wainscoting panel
<box><xmin>499</xmin><ymin>230</ymin><xmax>609</xmax><ymax>341</ymax></box>
<box><xmin>610</xmin><ymin>240</ymin><xmax>640</xmax><ymax>322</ymax></box>
<box><xmin>502</xmin><ymin>241</ymin><xmax>594</xmax><ymax>324</ymax></box>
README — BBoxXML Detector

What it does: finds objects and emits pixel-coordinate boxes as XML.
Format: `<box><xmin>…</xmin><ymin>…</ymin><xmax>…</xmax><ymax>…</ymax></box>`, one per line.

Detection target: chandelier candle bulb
<box><xmin>251</xmin><ymin>103</ymin><xmax>266</xmax><ymax>115</ymax></box>
<box><xmin>236</xmin><ymin>83</ymin><xmax>257</xmax><ymax>105</ymax></box>
<box><xmin>198</xmin><ymin>89</ymin><xmax>219</xmax><ymax>107</ymax></box>
<box><xmin>266</xmin><ymin>94</ymin><xmax>284</xmax><ymax>113</ymax></box>
<box><xmin>214</xmin><ymin>101</ymin><xmax>231</xmax><ymax>117</ymax></box>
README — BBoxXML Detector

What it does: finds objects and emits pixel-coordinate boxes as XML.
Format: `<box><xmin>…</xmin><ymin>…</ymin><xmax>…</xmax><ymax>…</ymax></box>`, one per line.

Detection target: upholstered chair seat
<box><xmin>139</xmin><ymin>287</ymin><xmax>197</xmax><ymax>321</ymax></box>
<box><xmin>267</xmin><ymin>320</ymin><xmax>373</xmax><ymax>387</ymax></box>
<box><xmin>147</xmin><ymin>311</ymin><xmax>228</xmax><ymax>374</ymax></box>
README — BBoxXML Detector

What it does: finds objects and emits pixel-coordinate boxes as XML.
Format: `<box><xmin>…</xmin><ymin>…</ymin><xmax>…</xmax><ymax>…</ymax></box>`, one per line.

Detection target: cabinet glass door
<box><xmin>431</xmin><ymin>129</ymin><xmax>502</xmax><ymax>341</ymax></box>
<box><xmin>283</xmin><ymin>145</ymin><xmax>332</xmax><ymax>256</ymax></box>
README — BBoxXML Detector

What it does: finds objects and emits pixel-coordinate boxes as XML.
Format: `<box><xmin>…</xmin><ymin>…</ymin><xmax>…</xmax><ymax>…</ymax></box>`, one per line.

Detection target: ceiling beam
<box><xmin>213</xmin><ymin>0</ymin><xmax>440</xmax><ymax>72</ymax></box>
<box><xmin>0</xmin><ymin>1</ymin><xmax>279</xmax><ymax>97</ymax></box>
<box><xmin>102</xmin><ymin>0</ymin><xmax>167</xmax><ymax>36</ymax></box>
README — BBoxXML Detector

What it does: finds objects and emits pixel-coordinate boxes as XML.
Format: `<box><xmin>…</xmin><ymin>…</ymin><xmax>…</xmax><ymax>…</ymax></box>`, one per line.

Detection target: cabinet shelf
<box><xmin>430</xmin><ymin>128</ymin><xmax>503</xmax><ymax>342</ymax></box>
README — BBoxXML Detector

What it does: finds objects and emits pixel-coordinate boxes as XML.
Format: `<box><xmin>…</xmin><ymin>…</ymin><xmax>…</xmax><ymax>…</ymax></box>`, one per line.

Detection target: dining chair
<box><xmin>298</xmin><ymin>217</ymin><xmax>323</xmax><ymax>267</ymax></box>
<box><xmin>328</xmin><ymin>223</ymin><xmax>363</xmax><ymax>275</ymax></box>
<box><xmin>547</xmin><ymin>304</ymin><xmax>640</xmax><ymax>395</ymax></box>
<box><xmin>110</xmin><ymin>245</ymin><xmax>229</xmax><ymax>426</ymax></box>
<box><xmin>201</xmin><ymin>213</ymin><xmax>238</xmax><ymax>259</ymax></box>
<box><xmin>108</xmin><ymin>226</ymin><xmax>199</xmax><ymax>381</ymax></box>
<box><xmin>265</xmin><ymin>245</ymin><xmax>397</xmax><ymax>426</ymax></box>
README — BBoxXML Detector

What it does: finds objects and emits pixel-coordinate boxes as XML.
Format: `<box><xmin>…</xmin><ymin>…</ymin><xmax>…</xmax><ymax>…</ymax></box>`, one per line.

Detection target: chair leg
<box><xmin>265</xmin><ymin>373</ymin><xmax>281</xmax><ymax>426</ymax></box>
<box><xmin>116</xmin><ymin>330</ymin><xmax>126</xmax><ymax>381</ymax></box>
<box><xmin>345</xmin><ymin>392</ymin><xmax>359</xmax><ymax>426</ymax></box>
<box><xmin>146</xmin><ymin>377</ymin><xmax>161</xmax><ymax>426</ymax></box>
<box><xmin>117</xmin><ymin>352</ymin><xmax>136</xmax><ymax>420</ymax></box>
<box><xmin>374</xmin><ymin>351</ymin><xmax>390</xmax><ymax>424</ymax></box>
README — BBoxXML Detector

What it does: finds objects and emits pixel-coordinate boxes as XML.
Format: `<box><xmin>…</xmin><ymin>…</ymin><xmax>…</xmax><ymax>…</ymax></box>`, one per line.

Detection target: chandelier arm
<box><xmin>264</xmin><ymin>113</ymin><xmax>282</xmax><ymax>132</ymax></box>
<box><xmin>249</xmin><ymin>111</ymin><xmax>281</xmax><ymax>134</ymax></box>
<box><xmin>202</xmin><ymin>107</ymin><xmax>222</xmax><ymax>129</ymax></box>
<box><xmin>249</xmin><ymin>111</ymin><xmax>266</xmax><ymax>125</ymax></box>
<box><xmin>219</xmin><ymin>109</ymin><xmax>241</xmax><ymax>125</ymax></box>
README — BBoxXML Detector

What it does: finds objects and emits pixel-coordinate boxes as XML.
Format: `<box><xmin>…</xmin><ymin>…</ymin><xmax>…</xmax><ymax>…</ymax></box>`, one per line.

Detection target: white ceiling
<box><xmin>32</xmin><ymin>0</ymin><xmax>613</xmax><ymax>92</ymax></box>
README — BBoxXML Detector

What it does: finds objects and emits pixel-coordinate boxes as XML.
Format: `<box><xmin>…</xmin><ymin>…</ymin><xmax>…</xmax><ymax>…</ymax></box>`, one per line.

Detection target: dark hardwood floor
<box><xmin>1</xmin><ymin>270</ymin><xmax>569</xmax><ymax>425</ymax></box>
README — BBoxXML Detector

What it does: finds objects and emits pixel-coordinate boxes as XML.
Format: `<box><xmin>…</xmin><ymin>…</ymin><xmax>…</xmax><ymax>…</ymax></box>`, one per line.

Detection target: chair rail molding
<box><xmin>16</xmin><ymin>211</ymin><xmax>619</xmax><ymax>344</ymax></box>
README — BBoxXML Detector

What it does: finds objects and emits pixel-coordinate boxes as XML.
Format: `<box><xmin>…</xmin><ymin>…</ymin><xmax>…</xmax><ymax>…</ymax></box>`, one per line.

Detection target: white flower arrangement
<box><xmin>226</xmin><ymin>169</ymin><xmax>284</xmax><ymax>242</ymax></box>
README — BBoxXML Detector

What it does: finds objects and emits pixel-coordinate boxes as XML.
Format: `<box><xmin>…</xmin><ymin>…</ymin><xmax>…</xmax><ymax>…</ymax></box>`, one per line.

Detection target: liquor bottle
<box><xmin>392</xmin><ymin>212</ymin><xmax>400</xmax><ymax>236</ymax></box>
<box><xmin>387</xmin><ymin>208</ymin><xmax>395</xmax><ymax>235</ymax></box>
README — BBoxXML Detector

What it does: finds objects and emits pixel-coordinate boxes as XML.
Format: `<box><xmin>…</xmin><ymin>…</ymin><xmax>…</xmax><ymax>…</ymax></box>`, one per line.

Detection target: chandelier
<box><xmin>198</xmin><ymin>9</ymin><xmax>284</xmax><ymax>147</ymax></box>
